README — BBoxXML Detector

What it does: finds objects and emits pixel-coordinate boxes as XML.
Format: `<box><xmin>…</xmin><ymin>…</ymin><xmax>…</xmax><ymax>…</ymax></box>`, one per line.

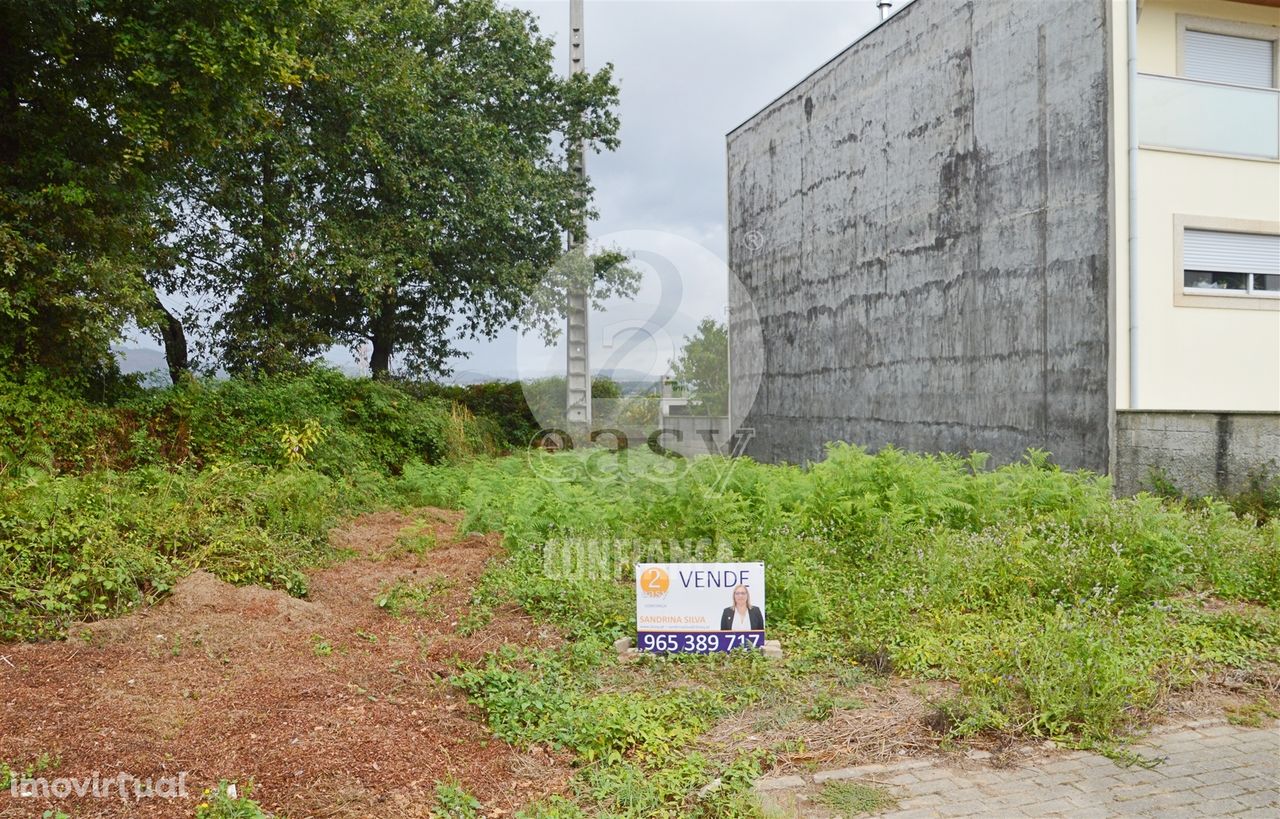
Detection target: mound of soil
<box><xmin>82</xmin><ymin>570</ymin><xmax>331</xmax><ymax>654</ymax></box>
<box><xmin>0</xmin><ymin>508</ymin><xmax>567</xmax><ymax>818</ymax></box>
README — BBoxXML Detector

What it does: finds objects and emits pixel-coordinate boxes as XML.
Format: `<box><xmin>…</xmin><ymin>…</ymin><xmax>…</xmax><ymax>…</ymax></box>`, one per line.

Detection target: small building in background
<box><xmin>727</xmin><ymin>0</ymin><xmax>1279</xmax><ymax>494</ymax></box>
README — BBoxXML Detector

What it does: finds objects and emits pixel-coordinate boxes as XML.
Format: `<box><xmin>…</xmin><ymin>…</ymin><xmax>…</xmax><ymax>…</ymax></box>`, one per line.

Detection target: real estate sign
<box><xmin>635</xmin><ymin>562</ymin><xmax>765</xmax><ymax>653</ymax></box>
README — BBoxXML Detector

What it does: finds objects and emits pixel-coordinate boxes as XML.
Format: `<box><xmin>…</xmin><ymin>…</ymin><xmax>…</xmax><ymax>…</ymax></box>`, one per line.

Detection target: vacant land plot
<box><xmin>3</xmin><ymin>439</ymin><xmax>1277</xmax><ymax>817</ymax></box>
<box><xmin>0</xmin><ymin>509</ymin><xmax>569</xmax><ymax>818</ymax></box>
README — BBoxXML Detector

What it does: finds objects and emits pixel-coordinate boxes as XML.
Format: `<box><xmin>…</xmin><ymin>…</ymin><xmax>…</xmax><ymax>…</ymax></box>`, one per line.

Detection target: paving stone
<box><xmin>755</xmin><ymin>719</ymin><xmax>1280</xmax><ymax>818</ymax></box>
<box><xmin>1231</xmin><ymin>788</ymin><xmax>1280</xmax><ymax>810</ymax></box>
<box><xmin>934</xmin><ymin>800</ymin><xmax>988</xmax><ymax>817</ymax></box>
<box><xmin>1199</xmin><ymin>724</ymin><xmax>1248</xmax><ymax>738</ymax></box>
<box><xmin>1159</xmin><ymin>806</ymin><xmax>1215</xmax><ymax>819</ymax></box>
<box><xmin>911</xmin><ymin>766</ymin><xmax>959</xmax><ymax>784</ymax></box>
<box><xmin>1027</xmin><ymin>797</ymin><xmax>1079</xmax><ymax>814</ymax></box>
<box><xmin>1194</xmin><ymin>797</ymin><xmax>1249</xmax><ymax>815</ymax></box>
<box><xmin>892</xmin><ymin>759</ymin><xmax>942</xmax><ymax>772</ymax></box>
<box><xmin>906</xmin><ymin>777</ymin><xmax>961</xmax><ymax>796</ymax></box>
<box><xmin>1199</xmin><ymin>781</ymin><xmax>1260</xmax><ymax>801</ymax></box>
<box><xmin>812</xmin><ymin>764</ymin><xmax>889</xmax><ymax>783</ymax></box>
<box><xmin>1238</xmin><ymin>775</ymin><xmax>1280</xmax><ymax>793</ymax></box>
<box><xmin>885</xmin><ymin>772</ymin><xmax>923</xmax><ymax>787</ymax></box>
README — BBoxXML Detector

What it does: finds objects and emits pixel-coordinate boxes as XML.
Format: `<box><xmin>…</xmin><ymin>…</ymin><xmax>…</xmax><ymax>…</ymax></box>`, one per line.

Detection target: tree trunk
<box><xmin>152</xmin><ymin>291</ymin><xmax>189</xmax><ymax>384</ymax></box>
<box><xmin>369</xmin><ymin>290</ymin><xmax>397</xmax><ymax>379</ymax></box>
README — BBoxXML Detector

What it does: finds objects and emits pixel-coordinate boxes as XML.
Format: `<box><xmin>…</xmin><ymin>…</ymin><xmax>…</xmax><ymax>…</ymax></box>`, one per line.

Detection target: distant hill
<box><xmin>445</xmin><ymin>367</ymin><xmax>663</xmax><ymax>391</ymax></box>
<box><xmin>113</xmin><ymin>347</ymin><xmax>169</xmax><ymax>376</ymax></box>
<box><xmin>111</xmin><ymin>347</ymin><xmax>664</xmax><ymax>395</ymax></box>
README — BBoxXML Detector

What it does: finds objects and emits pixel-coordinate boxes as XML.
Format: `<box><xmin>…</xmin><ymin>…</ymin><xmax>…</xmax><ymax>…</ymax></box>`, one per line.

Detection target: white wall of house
<box><xmin>1119</xmin><ymin>0</ymin><xmax>1280</xmax><ymax>412</ymax></box>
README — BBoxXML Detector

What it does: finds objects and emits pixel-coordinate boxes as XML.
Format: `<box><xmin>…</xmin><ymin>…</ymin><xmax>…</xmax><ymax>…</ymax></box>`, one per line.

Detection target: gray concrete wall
<box><xmin>659</xmin><ymin>414</ymin><xmax>733</xmax><ymax>458</ymax></box>
<box><xmin>1114</xmin><ymin>411</ymin><xmax>1280</xmax><ymax>497</ymax></box>
<box><xmin>727</xmin><ymin>0</ymin><xmax>1113</xmax><ymax>470</ymax></box>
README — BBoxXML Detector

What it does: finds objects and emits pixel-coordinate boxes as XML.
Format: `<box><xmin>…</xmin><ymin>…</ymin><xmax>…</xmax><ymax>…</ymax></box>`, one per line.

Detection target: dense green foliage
<box><xmin>670</xmin><ymin>318</ymin><xmax>728</xmax><ymax>415</ymax></box>
<box><xmin>3</xmin><ymin>0</ymin><xmax>629</xmax><ymax>385</ymax></box>
<box><xmin>0</xmin><ymin>463</ymin><xmax>369</xmax><ymax>641</ymax></box>
<box><xmin>410</xmin><ymin>381</ymin><xmax>542</xmax><ymax>451</ymax></box>
<box><xmin>0</xmin><ymin>371</ymin><xmax>495</xmax><ymax>640</ymax></box>
<box><xmin>1148</xmin><ymin>466</ymin><xmax>1280</xmax><ymax>525</ymax></box>
<box><xmin>0</xmin><ymin>369</ymin><xmax>493</xmax><ymax>477</ymax></box>
<box><xmin>3</xmin><ymin>368</ymin><xmax>1275</xmax><ymax>814</ymax></box>
<box><xmin>417</xmin><ymin>444</ymin><xmax>1279</xmax><ymax>798</ymax></box>
<box><xmin>411</xmin><ymin>376</ymin><xmax>627</xmax><ymax>451</ymax></box>
<box><xmin>1</xmin><ymin>0</ymin><xmax>313</xmax><ymax>384</ymax></box>
<box><xmin>171</xmin><ymin>0</ymin><xmax>631</xmax><ymax>378</ymax></box>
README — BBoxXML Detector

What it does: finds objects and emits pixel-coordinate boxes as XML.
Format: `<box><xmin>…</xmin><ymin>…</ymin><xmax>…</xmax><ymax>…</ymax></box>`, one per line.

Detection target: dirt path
<box><xmin>0</xmin><ymin>509</ymin><xmax>569</xmax><ymax>818</ymax></box>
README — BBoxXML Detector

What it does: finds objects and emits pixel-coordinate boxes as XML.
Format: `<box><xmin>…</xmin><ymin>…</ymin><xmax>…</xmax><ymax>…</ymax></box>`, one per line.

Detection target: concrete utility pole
<box><xmin>565</xmin><ymin>0</ymin><xmax>592</xmax><ymax>428</ymax></box>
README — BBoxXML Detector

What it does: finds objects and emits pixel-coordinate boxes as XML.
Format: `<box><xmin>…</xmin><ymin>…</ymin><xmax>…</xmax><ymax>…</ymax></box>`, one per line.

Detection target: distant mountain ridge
<box><xmin>113</xmin><ymin>347</ymin><xmax>664</xmax><ymax>393</ymax></box>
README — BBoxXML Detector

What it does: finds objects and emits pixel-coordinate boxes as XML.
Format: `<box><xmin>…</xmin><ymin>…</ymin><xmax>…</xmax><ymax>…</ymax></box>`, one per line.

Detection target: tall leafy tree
<box><xmin>671</xmin><ymin>318</ymin><xmax>728</xmax><ymax>415</ymax></box>
<box><xmin>0</xmin><ymin>0</ymin><xmax>312</xmax><ymax>386</ymax></box>
<box><xmin>174</xmin><ymin>0</ymin><xmax>632</xmax><ymax>378</ymax></box>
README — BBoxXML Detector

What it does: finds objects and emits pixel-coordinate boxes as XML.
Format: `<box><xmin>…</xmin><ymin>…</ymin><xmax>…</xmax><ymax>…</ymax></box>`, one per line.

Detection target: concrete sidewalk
<box><xmin>755</xmin><ymin>719</ymin><xmax>1279</xmax><ymax>818</ymax></box>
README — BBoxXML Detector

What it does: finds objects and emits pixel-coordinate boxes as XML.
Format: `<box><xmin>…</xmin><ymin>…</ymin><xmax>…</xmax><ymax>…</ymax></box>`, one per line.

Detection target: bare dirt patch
<box><xmin>0</xmin><ymin>508</ymin><xmax>567</xmax><ymax>818</ymax></box>
<box><xmin>700</xmin><ymin>676</ymin><xmax>956</xmax><ymax>775</ymax></box>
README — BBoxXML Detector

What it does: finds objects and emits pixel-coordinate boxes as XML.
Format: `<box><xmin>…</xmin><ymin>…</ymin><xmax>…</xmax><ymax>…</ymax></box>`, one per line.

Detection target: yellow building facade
<box><xmin>1114</xmin><ymin>0</ymin><xmax>1280</xmax><ymax>412</ymax></box>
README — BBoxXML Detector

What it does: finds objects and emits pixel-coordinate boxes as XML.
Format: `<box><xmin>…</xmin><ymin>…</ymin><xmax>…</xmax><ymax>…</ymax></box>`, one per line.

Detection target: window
<box><xmin>1183</xmin><ymin>229</ymin><xmax>1280</xmax><ymax>298</ymax></box>
<box><xmin>1178</xmin><ymin>15</ymin><xmax>1280</xmax><ymax>90</ymax></box>
<box><xmin>1184</xmin><ymin>30</ymin><xmax>1276</xmax><ymax>88</ymax></box>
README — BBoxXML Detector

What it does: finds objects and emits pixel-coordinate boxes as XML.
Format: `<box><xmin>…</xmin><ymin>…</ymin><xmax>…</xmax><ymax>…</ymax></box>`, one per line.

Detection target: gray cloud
<box><xmin>453</xmin><ymin>1</ymin><xmax>889</xmax><ymax>379</ymax></box>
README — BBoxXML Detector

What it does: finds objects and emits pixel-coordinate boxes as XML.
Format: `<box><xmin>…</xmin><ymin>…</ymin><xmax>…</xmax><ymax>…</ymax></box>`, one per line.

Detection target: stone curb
<box><xmin>757</xmin><ymin>758</ymin><xmax>935</xmax><ymax>791</ymax></box>
<box><xmin>751</xmin><ymin>717</ymin><xmax>1279</xmax><ymax>798</ymax></box>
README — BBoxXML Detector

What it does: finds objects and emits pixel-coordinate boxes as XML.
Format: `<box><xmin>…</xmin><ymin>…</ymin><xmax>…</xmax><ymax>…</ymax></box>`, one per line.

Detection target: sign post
<box><xmin>635</xmin><ymin>562</ymin><xmax>765</xmax><ymax>654</ymax></box>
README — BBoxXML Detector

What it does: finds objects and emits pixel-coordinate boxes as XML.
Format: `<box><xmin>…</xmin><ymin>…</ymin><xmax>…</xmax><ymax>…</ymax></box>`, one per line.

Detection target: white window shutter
<box><xmin>1184</xmin><ymin>229</ymin><xmax>1280</xmax><ymax>275</ymax></box>
<box><xmin>1184</xmin><ymin>30</ymin><xmax>1275</xmax><ymax>88</ymax></box>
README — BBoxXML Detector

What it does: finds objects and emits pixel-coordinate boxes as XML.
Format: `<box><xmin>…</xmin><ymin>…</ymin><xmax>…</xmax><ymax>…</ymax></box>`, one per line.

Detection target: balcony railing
<box><xmin>1137</xmin><ymin>73</ymin><xmax>1279</xmax><ymax>160</ymax></box>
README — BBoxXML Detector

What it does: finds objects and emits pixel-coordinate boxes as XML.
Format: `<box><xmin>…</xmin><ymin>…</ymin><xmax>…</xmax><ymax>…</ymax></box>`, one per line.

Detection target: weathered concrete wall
<box><xmin>1114</xmin><ymin>411</ymin><xmax>1280</xmax><ymax>497</ymax></box>
<box><xmin>659</xmin><ymin>414</ymin><xmax>732</xmax><ymax>458</ymax></box>
<box><xmin>727</xmin><ymin>0</ymin><xmax>1113</xmax><ymax>470</ymax></box>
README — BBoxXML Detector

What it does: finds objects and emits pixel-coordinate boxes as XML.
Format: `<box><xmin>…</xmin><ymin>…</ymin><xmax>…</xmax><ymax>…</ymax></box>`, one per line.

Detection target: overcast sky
<box><xmin>461</xmin><ymin>0</ymin><xmax>896</xmax><ymax>380</ymax></box>
<box><xmin>125</xmin><ymin>1</ymin><xmax>901</xmax><ymax>380</ymax></box>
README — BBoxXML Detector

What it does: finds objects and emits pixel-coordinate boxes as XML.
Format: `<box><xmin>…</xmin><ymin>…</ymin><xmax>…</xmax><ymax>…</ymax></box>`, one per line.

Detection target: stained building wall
<box><xmin>727</xmin><ymin>0</ymin><xmax>1114</xmax><ymax>470</ymax></box>
<box><xmin>1114</xmin><ymin>411</ymin><xmax>1280</xmax><ymax>497</ymax></box>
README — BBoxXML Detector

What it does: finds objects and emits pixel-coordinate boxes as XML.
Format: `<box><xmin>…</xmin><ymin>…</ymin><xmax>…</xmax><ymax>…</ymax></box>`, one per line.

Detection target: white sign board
<box><xmin>634</xmin><ymin>562</ymin><xmax>765</xmax><ymax>653</ymax></box>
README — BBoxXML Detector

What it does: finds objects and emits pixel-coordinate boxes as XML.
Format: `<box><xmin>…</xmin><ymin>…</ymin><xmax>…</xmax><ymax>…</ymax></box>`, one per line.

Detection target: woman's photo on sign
<box><xmin>719</xmin><ymin>583</ymin><xmax>764</xmax><ymax>631</ymax></box>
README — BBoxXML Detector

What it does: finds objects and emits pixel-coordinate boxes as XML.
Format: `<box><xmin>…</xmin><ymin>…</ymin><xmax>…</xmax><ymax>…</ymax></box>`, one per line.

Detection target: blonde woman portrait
<box><xmin>719</xmin><ymin>584</ymin><xmax>764</xmax><ymax>631</ymax></box>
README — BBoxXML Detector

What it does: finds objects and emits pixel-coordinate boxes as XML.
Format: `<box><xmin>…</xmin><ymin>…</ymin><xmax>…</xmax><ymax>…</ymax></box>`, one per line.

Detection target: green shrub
<box><xmin>0</xmin><ymin>369</ymin><xmax>497</xmax><ymax>478</ymax></box>
<box><xmin>195</xmin><ymin>782</ymin><xmax>271</xmax><ymax>819</ymax></box>
<box><xmin>0</xmin><ymin>463</ymin><xmax>378</xmax><ymax>640</ymax></box>
<box><xmin>435</xmin><ymin>445</ymin><xmax>1280</xmax><ymax>749</ymax></box>
<box><xmin>433</xmin><ymin>779</ymin><xmax>484</xmax><ymax>818</ymax></box>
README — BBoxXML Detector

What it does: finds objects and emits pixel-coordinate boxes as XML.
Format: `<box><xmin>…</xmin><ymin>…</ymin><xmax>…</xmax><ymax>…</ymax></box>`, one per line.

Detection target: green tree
<box><xmin>670</xmin><ymin>318</ymin><xmax>728</xmax><ymax>415</ymax></box>
<box><xmin>0</xmin><ymin>0</ymin><xmax>312</xmax><ymax>386</ymax></box>
<box><xmin>174</xmin><ymin>0</ymin><xmax>632</xmax><ymax>379</ymax></box>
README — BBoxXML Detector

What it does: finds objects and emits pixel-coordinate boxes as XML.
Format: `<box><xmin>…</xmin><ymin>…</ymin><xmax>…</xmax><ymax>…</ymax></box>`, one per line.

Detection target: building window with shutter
<box><xmin>1178</xmin><ymin>16</ymin><xmax>1279</xmax><ymax>90</ymax></box>
<box><xmin>1181</xmin><ymin>226</ymin><xmax>1280</xmax><ymax>301</ymax></box>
